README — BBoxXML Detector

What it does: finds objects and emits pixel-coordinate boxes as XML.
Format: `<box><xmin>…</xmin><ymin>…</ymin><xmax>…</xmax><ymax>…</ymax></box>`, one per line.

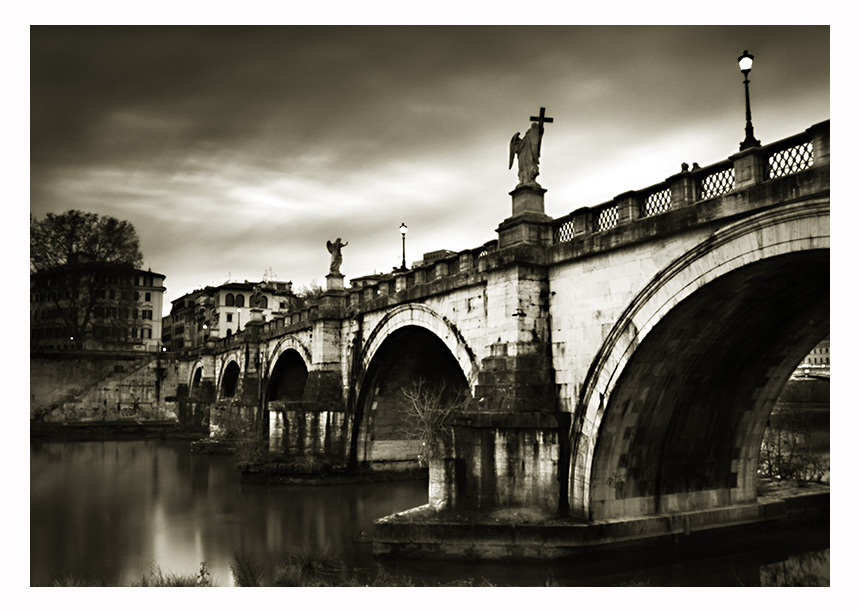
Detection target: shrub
<box><xmin>759</xmin><ymin>406</ymin><xmax>828</xmax><ymax>486</ymax></box>
<box><xmin>231</xmin><ymin>552</ymin><xmax>264</xmax><ymax>587</ymax></box>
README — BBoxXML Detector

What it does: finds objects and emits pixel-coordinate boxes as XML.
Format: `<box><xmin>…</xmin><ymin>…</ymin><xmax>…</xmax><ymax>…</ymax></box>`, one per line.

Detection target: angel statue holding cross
<box><xmin>509</xmin><ymin>107</ymin><xmax>553</xmax><ymax>188</ymax></box>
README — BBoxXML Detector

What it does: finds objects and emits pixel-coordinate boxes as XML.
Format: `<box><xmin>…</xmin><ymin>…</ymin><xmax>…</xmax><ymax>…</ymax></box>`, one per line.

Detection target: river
<box><xmin>30</xmin><ymin>439</ymin><xmax>829</xmax><ymax>587</ymax></box>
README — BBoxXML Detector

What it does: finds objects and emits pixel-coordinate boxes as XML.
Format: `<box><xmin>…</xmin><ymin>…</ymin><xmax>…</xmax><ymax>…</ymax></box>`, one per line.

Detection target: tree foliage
<box><xmin>30</xmin><ymin>210</ymin><xmax>146</xmax><ymax>350</ymax></box>
<box><xmin>30</xmin><ymin>209</ymin><xmax>143</xmax><ymax>272</ymax></box>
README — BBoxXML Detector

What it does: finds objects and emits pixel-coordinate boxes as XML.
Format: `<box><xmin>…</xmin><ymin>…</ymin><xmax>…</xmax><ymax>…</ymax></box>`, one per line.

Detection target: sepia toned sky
<box><xmin>29</xmin><ymin>24</ymin><xmax>830</xmax><ymax>315</ymax></box>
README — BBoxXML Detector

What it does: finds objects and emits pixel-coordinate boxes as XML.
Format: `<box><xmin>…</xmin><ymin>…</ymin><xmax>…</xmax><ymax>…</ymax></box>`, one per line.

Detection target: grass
<box><xmin>130</xmin><ymin>562</ymin><xmax>212</xmax><ymax>587</ymax></box>
<box><xmin>229</xmin><ymin>548</ymin><xmax>505</xmax><ymax>587</ymax></box>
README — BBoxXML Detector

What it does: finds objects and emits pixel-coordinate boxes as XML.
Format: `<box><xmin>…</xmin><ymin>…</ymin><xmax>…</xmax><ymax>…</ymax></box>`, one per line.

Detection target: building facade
<box><xmin>795</xmin><ymin>336</ymin><xmax>830</xmax><ymax>376</ymax></box>
<box><xmin>162</xmin><ymin>280</ymin><xmax>296</xmax><ymax>351</ymax></box>
<box><xmin>30</xmin><ymin>262</ymin><xmax>166</xmax><ymax>352</ymax></box>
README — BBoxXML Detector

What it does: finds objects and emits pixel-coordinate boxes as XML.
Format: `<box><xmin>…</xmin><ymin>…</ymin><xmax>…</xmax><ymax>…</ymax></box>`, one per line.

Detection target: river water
<box><xmin>30</xmin><ymin>439</ymin><xmax>829</xmax><ymax>587</ymax></box>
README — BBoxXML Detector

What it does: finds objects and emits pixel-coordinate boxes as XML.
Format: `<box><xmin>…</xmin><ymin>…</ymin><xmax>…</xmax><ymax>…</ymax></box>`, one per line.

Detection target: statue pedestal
<box><xmin>326</xmin><ymin>273</ymin><xmax>345</xmax><ymax>291</ymax></box>
<box><xmin>499</xmin><ymin>185</ymin><xmax>552</xmax><ymax>248</ymax></box>
<box><xmin>249</xmin><ymin>307</ymin><xmax>264</xmax><ymax>323</ymax></box>
<box><xmin>321</xmin><ymin>273</ymin><xmax>347</xmax><ymax>317</ymax></box>
<box><xmin>510</xmin><ymin>184</ymin><xmax>547</xmax><ymax>216</ymax></box>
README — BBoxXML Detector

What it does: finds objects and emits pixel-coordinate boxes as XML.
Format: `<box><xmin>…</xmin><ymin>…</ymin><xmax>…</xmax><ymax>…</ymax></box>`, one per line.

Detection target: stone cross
<box><xmin>529</xmin><ymin>106</ymin><xmax>554</xmax><ymax>131</ymax></box>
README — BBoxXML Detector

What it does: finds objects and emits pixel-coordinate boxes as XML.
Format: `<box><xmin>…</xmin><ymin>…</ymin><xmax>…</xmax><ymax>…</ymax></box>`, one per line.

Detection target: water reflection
<box><xmin>31</xmin><ymin>440</ymin><xmax>427</xmax><ymax>586</ymax></box>
<box><xmin>31</xmin><ymin>440</ymin><xmax>829</xmax><ymax>586</ymax></box>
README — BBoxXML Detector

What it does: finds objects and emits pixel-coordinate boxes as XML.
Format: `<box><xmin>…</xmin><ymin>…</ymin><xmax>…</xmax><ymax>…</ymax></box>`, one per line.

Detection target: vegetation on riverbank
<box><xmin>30</xmin><ymin>420</ymin><xmax>195</xmax><ymax>441</ymax></box>
<box><xmin>759</xmin><ymin>404</ymin><xmax>829</xmax><ymax>486</ymax></box>
<box><xmin>49</xmin><ymin>550</ymin><xmax>502</xmax><ymax>587</ymax></box>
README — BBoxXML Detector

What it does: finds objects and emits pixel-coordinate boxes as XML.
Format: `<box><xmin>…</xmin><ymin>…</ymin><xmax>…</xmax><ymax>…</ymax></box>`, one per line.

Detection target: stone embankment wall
<box><xmin>778</xmin><ymin>377</ymin><xmax>829</xmax><ymax>407</ymax></box>
<box><xmin>30</xmin><ymin>352</ymin><xmax>179</xmax><ymax>423</ymax></box>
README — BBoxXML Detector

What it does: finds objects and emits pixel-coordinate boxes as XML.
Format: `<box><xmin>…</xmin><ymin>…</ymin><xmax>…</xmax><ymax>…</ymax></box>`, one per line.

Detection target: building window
<box><xmin>225</xmin><ymin>293</ymin><xmax>234</xmax><ymax>306</ymax></box>
<box><xmin>145</xmin><ymin>292</ymin><xmax>151</xmax><ymax>302</ymax></box>
<box><xmin>258</xmin><ymin>296</ymin><xmax>268</xmax><ymax>308</ymax></box>
<box><xmin>226</xmin><ymin>313</ymin><xmax>233</xmax><ymax>322</ymax></box>
<box><xmin>142</xmin><ymin>310</ymin><xmax>153</xmax><ymax>320</ymax></box>
<box><xmin>235</xmin><ymin>294</ymin><xmax>245</xmax><ymax>307</ymax></box>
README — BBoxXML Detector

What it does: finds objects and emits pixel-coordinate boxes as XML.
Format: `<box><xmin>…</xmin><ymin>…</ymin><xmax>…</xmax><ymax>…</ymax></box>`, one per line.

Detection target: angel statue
<box><xmin>509</xmin><ymin>121</ymin><xmax>544</xmax><ymax>188</ymax></box>
<box><xmin>326</xmin><ymin>238</ymin><xmax>348</xmax><ymax>274</ymax></box>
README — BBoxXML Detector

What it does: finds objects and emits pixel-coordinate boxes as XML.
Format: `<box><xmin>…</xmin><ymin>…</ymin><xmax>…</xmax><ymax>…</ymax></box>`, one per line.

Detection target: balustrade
<box><xmin>640</xmin><ymin>187</ymin><xmax>671</xmax><ymax>218</ymax></box>
<box><xmin>551</xmin><ymin>120</ymin><xmax>827</xmax><ymax>244</ymax></box>
<box><xmin>697</xmin><ymin>161</ymin><xmax>736</xmax><ymax>200</ymax></box>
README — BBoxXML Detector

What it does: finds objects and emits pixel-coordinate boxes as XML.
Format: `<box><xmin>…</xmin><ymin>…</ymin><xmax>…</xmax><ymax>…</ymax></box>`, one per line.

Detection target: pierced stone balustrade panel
<box><xmin>768</xmin><ymin>140</ymin><xmax>814</xmax><ymax>179</ymax></box>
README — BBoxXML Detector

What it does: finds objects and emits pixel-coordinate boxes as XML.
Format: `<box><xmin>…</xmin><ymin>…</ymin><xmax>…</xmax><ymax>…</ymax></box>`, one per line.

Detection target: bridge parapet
<box><xmin>340</xmin><ymin>240</ymin><xmax>498</xmax><ymax>315</ymax></box>
<box><xmin>551</xmin><ymin>120</ymin><xmax>829</xmax><ymax>247</ymax></box>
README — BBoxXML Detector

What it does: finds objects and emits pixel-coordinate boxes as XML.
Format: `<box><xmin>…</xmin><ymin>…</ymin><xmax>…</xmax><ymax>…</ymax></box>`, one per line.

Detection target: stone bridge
<box><xmin>172</xmin><ymin>120</ymin><xmax>829</xmax><ymax>523</ymax></box>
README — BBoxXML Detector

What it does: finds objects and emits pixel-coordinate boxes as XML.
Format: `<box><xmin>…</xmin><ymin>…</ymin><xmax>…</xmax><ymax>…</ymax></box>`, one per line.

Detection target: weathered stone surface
<box><xmin>31</xmin><ymin>352</ymin><xmax>178</xmax><ymax>424</ymax></box>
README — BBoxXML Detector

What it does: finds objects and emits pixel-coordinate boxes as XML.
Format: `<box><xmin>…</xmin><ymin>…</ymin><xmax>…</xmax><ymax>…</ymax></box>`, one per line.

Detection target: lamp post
<box><xmin>399</xmin><ymin>223</ymin><xmax>408</xmax><ymax>271</ymax></box>
<box><xmin>237</xmin><ymin>308</ymin><xmax>242</xmax><ymax>332</ymax></box>
<box><xmin>738</xmin><ymin>50</ymin><xmax>761</xmax><ymax>150</ymax></box>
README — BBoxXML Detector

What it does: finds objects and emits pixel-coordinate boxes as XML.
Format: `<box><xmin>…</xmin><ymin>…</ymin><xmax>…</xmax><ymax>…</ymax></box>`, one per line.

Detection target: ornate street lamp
<box><xmin>738</xmin><ymin>50</ymin><xmax>761</xmax><ymax>150</ymax></box>
<box><xmin>399</xmin><ymin>223</ymin><xmax>408</xmax><ymax>271</ymax></box>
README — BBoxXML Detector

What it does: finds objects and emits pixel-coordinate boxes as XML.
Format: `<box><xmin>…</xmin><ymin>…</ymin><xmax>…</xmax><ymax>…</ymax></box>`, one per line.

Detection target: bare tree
<box><xmin>398</xmin><ymin>379</ymin><xmax>469</xmax><ymax>466</ymax></box>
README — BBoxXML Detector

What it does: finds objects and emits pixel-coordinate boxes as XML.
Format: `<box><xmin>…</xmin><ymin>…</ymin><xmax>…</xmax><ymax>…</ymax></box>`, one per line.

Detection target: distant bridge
<box><xmin>172</xmin><ymin>120</ymin><xmax>829</xmax><ymax>523</ymax></box>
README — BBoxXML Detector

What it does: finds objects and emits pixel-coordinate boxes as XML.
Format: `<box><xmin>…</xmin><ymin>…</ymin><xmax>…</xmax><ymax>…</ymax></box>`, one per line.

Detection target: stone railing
<box><xmin>552</xmin><ymin>120</ymin><xmax>829</xmax><ymax>244</ymax></box>
<box><xmin>344</xmin><ymin>240</ymin><xmax>498</xmax><ymax>311</ymax></box>
<box><xmin>204</xmin><ymin>238</ymin><xmax>500</xmax><ymax>342</ymax></box>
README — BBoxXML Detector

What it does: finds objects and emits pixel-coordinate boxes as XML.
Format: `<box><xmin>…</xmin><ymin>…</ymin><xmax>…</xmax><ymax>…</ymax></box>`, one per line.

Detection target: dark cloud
<box><xmin>30</xmin><ymin>25</ymin><xmax>829</xmax><ymax>313</ymax></box>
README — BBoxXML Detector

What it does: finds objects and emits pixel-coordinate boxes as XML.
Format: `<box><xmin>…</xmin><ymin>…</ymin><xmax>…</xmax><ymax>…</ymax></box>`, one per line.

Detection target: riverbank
<box><xmin>30</xmin><ymin>420</ymin><xmax>201</xmax><ymax>440</ymax></box>
<box><xmin>239</xmin><ymin>459</ymin><xmax>428</xmax><ymax>486</ymax></box>
<box><xmin>373</xmin><ymin>481</ymin><xmax>829</xmax><ymax>561</ymax></box>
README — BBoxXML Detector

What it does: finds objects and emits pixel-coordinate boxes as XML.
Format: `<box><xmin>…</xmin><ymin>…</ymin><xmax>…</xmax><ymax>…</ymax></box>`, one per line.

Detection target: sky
<box><xmin>29</xmin><ymin>24</ymin><xmax>830</xmax><ymax>316</ymax></box>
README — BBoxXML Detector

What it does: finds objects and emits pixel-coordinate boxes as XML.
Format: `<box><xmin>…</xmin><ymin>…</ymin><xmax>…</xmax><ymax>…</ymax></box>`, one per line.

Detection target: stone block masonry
<box><xmin>31</xmin><ymin>351</ymin><xmax>179</xmax><ymax>424</ymax></box>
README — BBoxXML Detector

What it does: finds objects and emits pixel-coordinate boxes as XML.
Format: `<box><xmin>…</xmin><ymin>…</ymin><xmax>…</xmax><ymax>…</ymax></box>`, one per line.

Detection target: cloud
<box><xmin>29</xmin><ymin>26</ymin><xmax>829</xmax><ymax>314</ymax></box>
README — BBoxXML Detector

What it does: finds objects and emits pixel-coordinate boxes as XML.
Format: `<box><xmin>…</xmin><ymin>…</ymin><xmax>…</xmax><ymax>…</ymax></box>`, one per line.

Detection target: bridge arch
<box><xmin>351</xmin><ymin>304</ymin><xmax>475</xmax><ymax>467</ymax></box>
<box><xmin>359</xmin><ymin>304</ymin><xmax>479</xmax><ymax>388</ymax></box>
<box><xmin>266</xmin><ymin>348</ymin><xmax>309</xmax><ymax>405</ymax></box>
<box><xmin>219</xmin><ymin>358</ymin><xmax>242</xmax><ymax>399</ymax></box>
<box><xmin>267</xmin><ymin>336</ymin><xmax>312</xmax><ymax>379</ymax></box>
<box><xmin>190</xmin><ymin>365</ymin><xmax>203</xmax><ymax>397</ymax></box>
<box><xmin>572</xmin><ymin>200</ymin><xmax>829</xmax><ymax>520</ymax></box>
<box><xmin>266</xmin><ymin>337</ymin><xmax>312</xmax><ymax>406</ymax></box>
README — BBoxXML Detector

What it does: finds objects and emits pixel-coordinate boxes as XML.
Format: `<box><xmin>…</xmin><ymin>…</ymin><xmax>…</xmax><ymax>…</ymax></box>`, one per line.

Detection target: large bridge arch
<box><xmin>572</xmin><ymin>200</ymin><xmax>829</xmax><ymax>520</ymax></box>
<box><xmin>351</xmin><ymin>304</ymin><xmax>475</xmax><ymax>467</ymax></box>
